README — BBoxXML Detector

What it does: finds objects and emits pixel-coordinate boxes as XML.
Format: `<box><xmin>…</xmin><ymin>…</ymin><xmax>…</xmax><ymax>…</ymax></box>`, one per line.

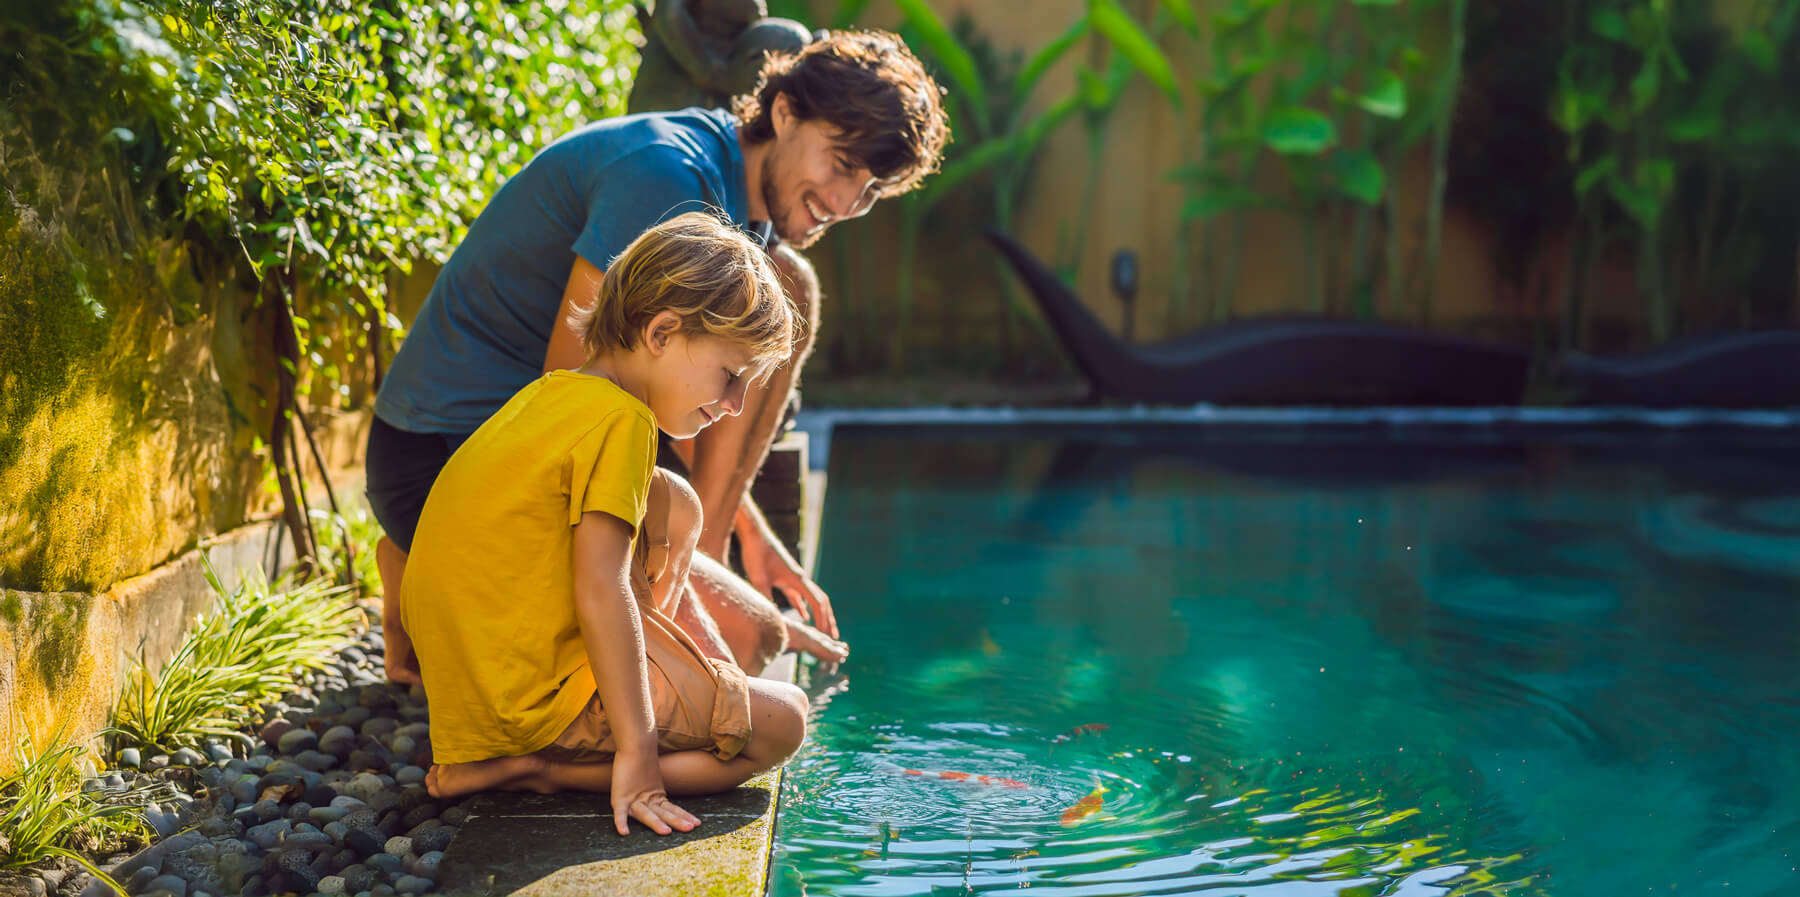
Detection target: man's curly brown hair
<box><xmin>734</xmin><ymin>30</ymin><xmax>950</xmax><ymax>198</ymax></box>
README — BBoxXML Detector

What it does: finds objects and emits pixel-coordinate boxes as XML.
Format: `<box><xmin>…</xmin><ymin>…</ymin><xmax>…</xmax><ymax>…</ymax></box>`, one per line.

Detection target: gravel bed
<box><xmin>28</xmin><ymin>624</ymin><xmax>470</xmax><ymax>897</ymax></box>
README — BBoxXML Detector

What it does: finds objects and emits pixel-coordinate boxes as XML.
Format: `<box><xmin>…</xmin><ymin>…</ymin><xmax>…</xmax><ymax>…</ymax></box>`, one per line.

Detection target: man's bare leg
<box><xmin>377</xmin><ymin>536</ymin><xmax>423</xmax><ymax>686</ymax></box>
<box><xmin>685</xmin><ymin>552</ymin><xmax>847</xmax><ymax>672</ymax></box>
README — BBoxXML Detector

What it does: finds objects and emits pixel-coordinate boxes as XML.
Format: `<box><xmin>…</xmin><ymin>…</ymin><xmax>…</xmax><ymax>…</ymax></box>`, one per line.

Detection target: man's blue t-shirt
<box><xmin>376</xmin><ymin>107</ymin><xmax>749</xmax><ymax>434</ymax></box>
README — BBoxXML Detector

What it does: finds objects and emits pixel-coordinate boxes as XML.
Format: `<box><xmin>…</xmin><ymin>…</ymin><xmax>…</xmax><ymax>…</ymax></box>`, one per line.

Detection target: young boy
<box><xmin>402</xmin><ymin>212</ymin><xmax>809</xmax><ymax>836</ymax></box>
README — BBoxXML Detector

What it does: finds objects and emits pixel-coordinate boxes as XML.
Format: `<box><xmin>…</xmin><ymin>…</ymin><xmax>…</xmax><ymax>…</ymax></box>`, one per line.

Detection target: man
<box><xmin>366</xmin><ymin>30</ymin><xmax>949</xmax><ymax>683</ymax></box>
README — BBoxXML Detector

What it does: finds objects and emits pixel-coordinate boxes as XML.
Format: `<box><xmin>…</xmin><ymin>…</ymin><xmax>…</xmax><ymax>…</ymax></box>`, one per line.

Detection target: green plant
<box><xmin>309</xmin><ymin>506</ymin><xmax>384</xmax><ymax>599</ymax></box>
<box><xmin>0</xmin><ymin>734</ymin><xmax>155</xmax><ymax>890</ymax></box>
<box><xmin>110</xmin><ymin>564</ymin><xmax>358</xmax><ymax>754</ymax></box>
<box><xmin>885</xmin><ymin>1</ymin><xmax>1090</xmax><ymax>369</ymax></box>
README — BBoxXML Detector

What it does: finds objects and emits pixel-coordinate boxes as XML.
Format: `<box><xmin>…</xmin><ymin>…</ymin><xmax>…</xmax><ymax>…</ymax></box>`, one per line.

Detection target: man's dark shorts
<box><xmin>364</xmin><ymin>417</ymin><xmax>470</xmax><ymax>553</ymax></box>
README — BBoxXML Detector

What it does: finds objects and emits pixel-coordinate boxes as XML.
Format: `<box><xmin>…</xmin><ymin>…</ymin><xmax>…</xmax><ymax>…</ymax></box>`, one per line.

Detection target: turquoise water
<box><xmin>769</xmin><ymin>427</ymin><xmax>1800</xmax><ymax>897</ymax></box>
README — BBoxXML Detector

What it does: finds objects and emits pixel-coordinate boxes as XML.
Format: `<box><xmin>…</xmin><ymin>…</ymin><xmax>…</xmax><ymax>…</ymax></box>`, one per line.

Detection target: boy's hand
<box><xmin>611</xmin><ymin>750</ymin><xmax>700</xmax><ymax>836</ymax></box>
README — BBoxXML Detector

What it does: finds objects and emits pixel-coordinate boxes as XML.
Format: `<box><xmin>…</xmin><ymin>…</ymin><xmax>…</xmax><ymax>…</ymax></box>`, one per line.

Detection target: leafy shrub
<box><xmin>0</xmin><ymin>734</ymin><xmax>158</xmax><ymax>889</ymax></box>
<box><xmin>110</xmin><ymin>565</ymin><xmax>360</xmax><ymax>754</ymax></box>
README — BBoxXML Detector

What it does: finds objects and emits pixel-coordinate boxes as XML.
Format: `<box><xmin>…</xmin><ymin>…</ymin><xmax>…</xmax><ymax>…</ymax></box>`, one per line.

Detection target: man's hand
<box><xmin>738</xmin><ymin>521</ymin><xmax>839</xmax><ymax>639</ymax></box>
<box><xmin>610</xmin><ymin>749</ymin><xmax>699</xmax><ymax>836</ymax></box>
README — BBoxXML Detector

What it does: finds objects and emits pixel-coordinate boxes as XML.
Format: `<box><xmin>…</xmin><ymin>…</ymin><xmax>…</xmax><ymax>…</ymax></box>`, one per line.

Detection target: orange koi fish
<box><xmin>900</xmin><ymin>766</ymin><xmax>1033</xmax><ymax>789</ymax></box>
<box><xmin>1051</xmin><ymin>723</ymin><xmax>1110</xmax><ymax>745</ymax></box>
<box><xmin>1059</xmin><ymin>784</ymin><xmax>1107</xmax><ymax>826</ymax></box>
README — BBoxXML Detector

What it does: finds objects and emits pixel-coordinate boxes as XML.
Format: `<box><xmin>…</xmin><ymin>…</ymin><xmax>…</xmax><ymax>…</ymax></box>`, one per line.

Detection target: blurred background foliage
<box><xmin>772</xmin><ymin>0</ymin><xmax>1800</xmax><ymax>385</ymax></box>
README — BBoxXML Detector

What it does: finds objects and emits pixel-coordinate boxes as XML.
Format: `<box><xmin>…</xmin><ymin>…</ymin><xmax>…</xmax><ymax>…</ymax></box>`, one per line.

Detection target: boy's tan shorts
<box><xmin>542</xmin><ymin>469</ymin><xmax>753</xmax><ymax>764</ymax></box>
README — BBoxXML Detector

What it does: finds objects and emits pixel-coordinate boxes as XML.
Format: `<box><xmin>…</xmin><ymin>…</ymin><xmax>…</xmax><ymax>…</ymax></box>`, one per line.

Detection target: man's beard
<box><xmin>761</xmin><ymin>153</ymin><xmax>823</xmax><ymax>250</ymax></box>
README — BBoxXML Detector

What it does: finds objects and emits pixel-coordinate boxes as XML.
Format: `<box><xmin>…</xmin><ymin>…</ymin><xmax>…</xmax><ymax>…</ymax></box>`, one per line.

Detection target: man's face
<box><xmin>761</xmin><ymin>97</ymin><xmax>880</xmax><ymax>249</ymax></box>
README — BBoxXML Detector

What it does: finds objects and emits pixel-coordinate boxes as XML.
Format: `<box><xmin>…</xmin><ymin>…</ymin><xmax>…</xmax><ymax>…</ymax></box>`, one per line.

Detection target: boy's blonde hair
<box><xmin>571</xmin><ymin>211</ymin><xmax>798</xmax><ymax>368</ymax></box>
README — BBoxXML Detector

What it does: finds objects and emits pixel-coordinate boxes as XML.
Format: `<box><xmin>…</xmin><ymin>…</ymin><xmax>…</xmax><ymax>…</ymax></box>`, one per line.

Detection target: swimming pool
<box><xmin>769</xmin><ymin>424</ymin><xmax>1800</xmax><ymax>896</ymax></box>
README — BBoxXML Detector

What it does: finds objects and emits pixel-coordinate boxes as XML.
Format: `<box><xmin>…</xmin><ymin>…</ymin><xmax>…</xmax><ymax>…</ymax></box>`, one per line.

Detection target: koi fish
<box><xmin>900</xmin><ymin>766</ymin><xmax>1032</xmax><ymax>789</ymax></box>
<box><xmin>1059</xmin><ymin>784</ymin><xmax>1107</xmax><ymax>826</ymax></box>
<box><xmin>1051</xmin><ymin>723</ymin><xmax>1110</xmax><ymax>745</ymax></box>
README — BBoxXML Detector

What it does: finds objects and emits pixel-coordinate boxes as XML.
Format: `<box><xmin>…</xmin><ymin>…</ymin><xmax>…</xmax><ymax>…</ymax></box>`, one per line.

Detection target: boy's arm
<box><xmin>571</xmin><ymin>510</ymin><xmax>700</xmax><ymax>836</ymax></box>
<box><xmin>544</xmin><ymin>258</ymin><xmax>605</xmax><ymax>374</ymax></box>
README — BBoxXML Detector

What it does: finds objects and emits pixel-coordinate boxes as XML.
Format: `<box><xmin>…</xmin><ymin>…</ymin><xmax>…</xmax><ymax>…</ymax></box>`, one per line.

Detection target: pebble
<box><xmin>365</xmin><ymin>791</ymin><xmax>400</xmax><ymax>814</ymax></box>
<box><xmin>19</xmin><ymin>875</ymin><xmax>45</xmax><ymax>897</ymax></box>
<box><xmin>394</xmin><ymin>875</ymin><xmax>433</xmax><ymax>895</ymax></box>
<box><xmin>418</xmin><ymin>824</ymin><xmax>457</xmax><ymax>853</ymax></box>
<box><xmin>319</xmin><ymin>725</ymin><xmax>359</xmax><ymax>756</ymax></box>
<box><xmin>401</xmin><ymin>804</ymin><xmax>440</xmax><ymax>831</ymax></box>
<box><xmin>296</xmin><ymin>749</ymin><xmax>339</xmax><ymax>772</ymax></box>
<box><xmin>207</xmin><ymin>742</ymin><xmax>235</xmax><ymax>763</ymax></box>
<box><xmin>342</xmin><ymin>772</ymin><xmax>387</xmax><ymax>803</ymax></box>
<box><xmin>331</xmin><ymin>794</ymin><xmax>369</xmax><ymax>810</ymax></box>
<box><xmin>310</xmin><ymin>805</ymin><xmax>351</xmax><ymax>825</ymax></box>
<box><xmin>339</xmin><ymin>705</ymin><xmax>373</xmax><ymax>729</ymax></box>
<box><xmin>147</xmin><ymin>753</ymin><xmax>172</xmax><ymax>770</ymax></box>
<box><xmin>103</xmin><ymin>772</ymin><xmax>125</xmax><ymax>788</ymax></box>
<box><xmin>171</xmin><ymin>747</ymin><xmax>207</xmax><ymax>767</ymax></box>
<box><xmin>119</xmin><ymin>747</ymin><xmax>142</xmax><ymax>769</ymax></box>
<box><xmin>126</xmin><ymin>866</ymin><xmax>160</xmax><ymax>893</ymax></box>
<box><xmin>371</xmin><ymin>886</ymin><xmax>398</xmax><ymax>897</ymax></box>
<box><xmin>383</xmin><ymin>836</ymin><xmax>413</xmax><ymax>857</ymax></box>
<box><xmin>413</xmin><ymin>851</ymin><xmax>444</xmax><ymax>879</ymax></box>
<box><xmin>340</xmin><ymin>865</ymin><xmax>376</xmax><ymax>893</ymax></box>
<box><xmin>145</xmin><ymin>875</ymin><xmax>189</xmax><ymax>897</ymax></box>
<box><xmin>318</xmin><ymin>875</ymin><xmax>348</xmax><ymax>896</ymax></box>
<box><xmin>230</xmin><ymin>774</ymin><xmax>259</xmax><ymax>804</ymax></box>
<box><xmin>144</xmin><ymin>808</ymin><xmax>179</xmax><ymax>838</ymax></box>
<box><xmin>440</xmin><ymin>805</ymin><xmax>470</xmax><ymax>827</ymax></box>
<box><xmin>388</xmin><ymin>735</ymin><xmax>417</xmax><ymax>759</ymax></box>
<box><xmin>360</xmin><ymin>718</ymin><xmax>399</xmax><ymax>740</ymax></box>
<box><xmin>252</xmin><ymin>798</ymin><xmax>282</xmax><ymax>821</ymax></box>
<box><xmin>325</xmin><ymin>821</ymin><xmax>351</xmax><ymax>843</ymax></box>
<box><xmin>277</xmin><ymin>728</ymin><xmax>319</xmax><ymax>755</ymax></box>
<box><xmin>366</xmin><ymin>852</ymin><xmax>404</xmax><ymax>876</ymax></box>
<box><xmin>246</xmin><ymin>819</ymin><xmax>291</xmax><ymax>850</ymax></box>
<box><xmin>285</xmin><ymin>830</ymin><xmax>333</xmax><ymax>851</ymax></box>
<box><xmin>394</xmin><ymin>765</ymin><xmax>426</xmax><ymax>787</ymax></box>
<box><xmin>259</xmin><ymin>718</ymin><xmax>294</xmax><ymax>749</ymax></box>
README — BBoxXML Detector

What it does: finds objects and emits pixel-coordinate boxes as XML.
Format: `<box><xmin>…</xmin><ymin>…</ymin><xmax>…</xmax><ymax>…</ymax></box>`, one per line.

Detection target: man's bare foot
<box><xmin>785</xmin><ymin>618</ymin><xmax>848</xmax><ymax>668</ymax></box>
<box><xmin>427</xmin><ymin>754</ymin><xmax>545</xmax><ymax>798</ymax></box>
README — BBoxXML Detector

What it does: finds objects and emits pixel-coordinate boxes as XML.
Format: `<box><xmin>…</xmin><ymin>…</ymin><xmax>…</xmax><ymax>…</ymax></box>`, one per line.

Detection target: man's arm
<box><xmin>571</xmin><ymin>510</ymin><xmax>698</xmax><ymax>836</ymax></box>
<box><xmin>544</xmin><ymin>258</ymin><xmax>605</xmax><ymax>374</ymax></box>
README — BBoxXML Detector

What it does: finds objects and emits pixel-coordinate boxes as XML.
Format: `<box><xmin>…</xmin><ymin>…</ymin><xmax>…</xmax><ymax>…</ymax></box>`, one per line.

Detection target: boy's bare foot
<box><xmin>785</xmin><ymin>618</ymin><xmax>848</xmax><ymax>668</ymax></box>
<box><xmin>428</xmin><ymin>754</ymin><xmax>546</xmax><ymax>798</ymax></box>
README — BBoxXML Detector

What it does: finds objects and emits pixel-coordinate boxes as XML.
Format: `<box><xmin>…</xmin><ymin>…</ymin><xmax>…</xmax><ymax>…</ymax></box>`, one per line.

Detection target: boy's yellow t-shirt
<box><xmin>400</xmin><ymin>371</ymin><xmax>658</xmax><ymax>764</ymax></box>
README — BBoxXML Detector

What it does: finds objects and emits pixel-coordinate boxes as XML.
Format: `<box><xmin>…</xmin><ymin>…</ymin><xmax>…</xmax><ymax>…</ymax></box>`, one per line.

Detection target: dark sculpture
<box><xmin>1560</xmin><ymin>331</ymin><xmax>1800</xmax><ymax>408</ymax></box>
<box><xmin>986</xmin><ymin>230</ymin><xmax>1533</xmax><ymax>406</ymax></box>
<box><xmin>628</xmin><ymin>0</ymin><xmax>813</xmax><ymax>113</ymax></box>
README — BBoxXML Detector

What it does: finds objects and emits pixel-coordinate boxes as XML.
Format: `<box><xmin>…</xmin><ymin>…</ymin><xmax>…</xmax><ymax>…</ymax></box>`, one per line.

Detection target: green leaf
<box><xmin>917</xmin><ymin>137</ymin><xmax>1014</xmax><ymax>211</ymax></box>
<box><xmin>1161</xmin><ymin>0</ymin><xmax>1200</xmax><ymax>35</ymax></box>
<box><xmin>1262</xmin><ymin>106</ymin><xmax>1337</xmax><ymax>154</ymax></box>
<box><xmin>1016</xmin><ymin>16</ymin><xmax>1089</xmax><ymax>99</ymax></box>
<box><xmin>1607</xmin><ymin>178</ymin><xmax>1661</xmax><ymax>227</ymax></box>
<box><xmin>894</xmin><ymin>0</ymin><xmax>990</xmax><ymax>130</ymax></box>
<box><xmin>1575</xmin><ymin>157</ymin><xmax>1617</xmax><ymax>198</ymax></box>
<box><xmin>1330</xmin><ymin>149</ymin><xmax>1385</xmax><ymax>204</ymax></box>
<box><xmin>1590</xmin><ymin>8</ymin><xmax>1629</xmax><ymax>41</ymax></box>
<box><xmin>1742</xmin><ymin>30</ymin><xmax>1776</xmax><ymax>73</ymax></box>
<box><xmin>1629</xmin><ymin>62</ymin><xmax>1660</xmax><ymax>112</ymax></box>
<box><xmin>1090</xmin><ymin>0</ymin><xmax>1181</xmax><ymax>102</ymax></box>
<box><xmin>1666</xmin><ymin>105</ymin><xmax>1720</xmax><ymax>142</ymax></box>
<box><xmin>1353</xmin><ymin>70</ymin><xmax>1407</xmax><ymax>118</ymax></box>
<box><xmin>1182</xmin><ymin>187</ymin><xmax>1265</xmax><ymax>220</ymax></box>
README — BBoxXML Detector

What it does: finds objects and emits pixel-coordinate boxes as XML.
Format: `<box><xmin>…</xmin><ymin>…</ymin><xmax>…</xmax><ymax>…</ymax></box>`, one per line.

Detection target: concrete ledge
<box><xmin>438</xmin><ymin>772</ymin><xmax>781</xmax><ymax>896</ymax></box>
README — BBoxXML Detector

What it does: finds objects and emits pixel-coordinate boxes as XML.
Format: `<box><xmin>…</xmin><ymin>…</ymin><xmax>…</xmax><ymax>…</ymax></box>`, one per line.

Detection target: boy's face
<box><xmin>649</xmin><ymin>332</ymin><xmax>764</xmax><ymax>440</ymax></box>
<box><xmin>760</xmin><ymin>95</ymin><xmax>879</xmax><ymax>249</ymax></box>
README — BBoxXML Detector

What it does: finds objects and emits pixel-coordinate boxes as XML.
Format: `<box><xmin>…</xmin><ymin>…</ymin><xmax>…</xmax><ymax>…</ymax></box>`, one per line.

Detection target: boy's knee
<box><xmin>653</xmin><ymin>468</ymin><xmax>704</xmax><ymax>545</ymax></box>
<box><xmin>753</xmin><ymin>681</ymin><xmax>808</xmax><ymax>762</ymax></box>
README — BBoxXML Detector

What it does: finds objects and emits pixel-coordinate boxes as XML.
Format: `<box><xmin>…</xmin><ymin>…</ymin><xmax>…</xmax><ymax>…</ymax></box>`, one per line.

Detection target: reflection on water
<box><xmin>771</xmin><ymin>427</ymin><xmax>1800</xmax><ymax>897</ymax></box>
